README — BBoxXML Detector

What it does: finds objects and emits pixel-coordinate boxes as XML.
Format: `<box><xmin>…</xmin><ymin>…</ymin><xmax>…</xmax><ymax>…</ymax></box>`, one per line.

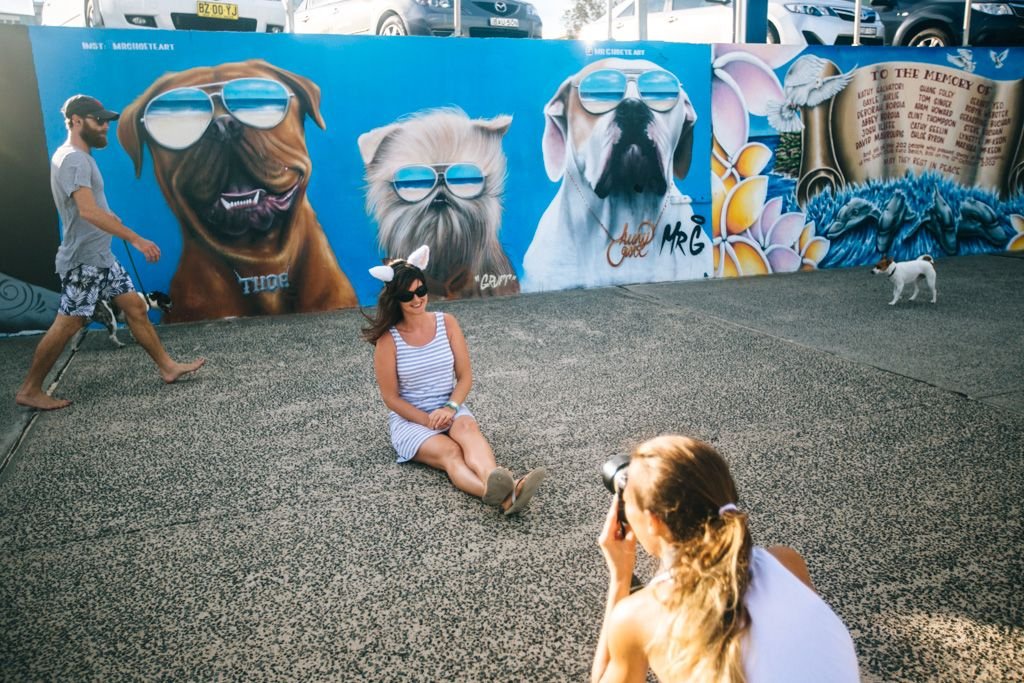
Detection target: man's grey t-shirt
<box><xmin>51</xmin><ymin>142</ymin><xmax>114</xmax><ymax>277</ymax></box>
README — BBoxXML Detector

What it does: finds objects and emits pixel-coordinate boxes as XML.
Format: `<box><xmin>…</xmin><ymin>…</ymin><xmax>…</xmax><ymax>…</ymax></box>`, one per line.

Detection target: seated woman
<box><xmin>592</xmin><ymin>435</ymin><xmax>859</xmax><ymax>683</ymax></box>
<box><xmin>363</xmin><ymin>246</ymin><xmax>545</xmax><ymax>515</ymax></box>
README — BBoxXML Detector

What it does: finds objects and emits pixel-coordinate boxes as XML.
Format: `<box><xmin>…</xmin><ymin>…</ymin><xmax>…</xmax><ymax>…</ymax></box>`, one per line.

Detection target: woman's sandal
<box><xmin>482</xmin><ymin>467</ymin><xmax>515</xmax><ymax>506</ymax></box>
<box><xmin>503</xmin><ymin>468</ymin><xmax>548</xmax><ymax>516</ymax></box>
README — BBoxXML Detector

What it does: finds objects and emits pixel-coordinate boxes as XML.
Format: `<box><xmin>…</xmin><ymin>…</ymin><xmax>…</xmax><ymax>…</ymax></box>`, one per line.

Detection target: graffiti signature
<box><xmin>474</xmin><ymin>273</ymin><xmax>518</xmax><ymax>290</ymax></box>
<box><xmin>607</xmin><ymin>221</ymin><xmax>656</xmax><ymax>267</ymax></box>
<box><xmin>660</xmin><ymin>215</ymin><xmax>707</xmax><ymax>257</ymax></box>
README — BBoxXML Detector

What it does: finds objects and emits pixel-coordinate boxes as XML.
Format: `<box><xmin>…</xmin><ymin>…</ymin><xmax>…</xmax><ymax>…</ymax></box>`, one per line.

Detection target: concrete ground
<box><xmin>1</xmin><ymin>253</ymin><xmax>1021</xmax><ymax>682</ymax></box>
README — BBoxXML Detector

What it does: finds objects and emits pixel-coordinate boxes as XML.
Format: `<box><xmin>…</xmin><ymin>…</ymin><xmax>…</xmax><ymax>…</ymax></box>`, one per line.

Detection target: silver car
<box><xmin>292</xmin><ymin>0</ymin><xmax>542</xmax><ymax>37</ymax></box>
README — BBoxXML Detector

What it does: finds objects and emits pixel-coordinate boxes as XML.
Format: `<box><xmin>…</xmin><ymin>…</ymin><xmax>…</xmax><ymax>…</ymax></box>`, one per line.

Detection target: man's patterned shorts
<box><xmin>58</xmin><ymin>261</ymin><xmax>136</xmax><ymax>317</ymax></box>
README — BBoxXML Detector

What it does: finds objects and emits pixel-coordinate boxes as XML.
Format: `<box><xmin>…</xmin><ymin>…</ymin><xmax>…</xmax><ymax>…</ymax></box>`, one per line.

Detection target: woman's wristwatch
<box><xmin>444</xmin><ymin>400</ymin><xmax>459</xmax><ymax>412</ymax></box>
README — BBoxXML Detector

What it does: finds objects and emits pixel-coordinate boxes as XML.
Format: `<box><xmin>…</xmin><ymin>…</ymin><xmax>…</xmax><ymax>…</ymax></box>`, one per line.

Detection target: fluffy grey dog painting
<box><xmin>358</xmin><ymin>108</ymin><xmax>520</xmax><ymax>298</ymax></box>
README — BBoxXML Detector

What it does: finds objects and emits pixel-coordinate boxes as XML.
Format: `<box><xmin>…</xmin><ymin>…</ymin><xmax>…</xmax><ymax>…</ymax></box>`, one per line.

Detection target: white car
<box><xmin>41</xmin><ymin>0</ymin><xmax>286</xmax><ymax>31</ymax></box>
<box><xmin>579</xmin><ymin>0</ymin><xmax>885</xmax><ymax>45</ymax></box>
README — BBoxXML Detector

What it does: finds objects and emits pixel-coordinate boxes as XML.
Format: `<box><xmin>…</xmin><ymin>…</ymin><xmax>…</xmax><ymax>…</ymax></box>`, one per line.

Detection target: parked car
<box><xmin>579</xmin><ymin>0</ymin><xmax>885</xmax><ymax>45</ymax></box>
<box><xmin>869</xmin><ymin>0</ymin><xmax>1024</xmax><ymax>46</ymax></box>
<box><xmin>291</xmin><ymin>0</ymin><xmax>542</xmax><ymax>37</ymax></box>
<box><xmin>41</xmin><ymin>0</ymin><xmax>286</xmax><ymax>31</ymax></box>
<box><xmin>0</xmin><ymin>0</ymin><xmax>38</xmax><ymax>23</ymax></box>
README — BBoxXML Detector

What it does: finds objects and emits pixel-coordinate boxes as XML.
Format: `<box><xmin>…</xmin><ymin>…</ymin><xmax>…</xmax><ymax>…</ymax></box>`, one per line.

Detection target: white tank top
<box><xmin>649</xmin><ymin>546</ymin><xmax>860</xmax><ymax>682</ymax></box>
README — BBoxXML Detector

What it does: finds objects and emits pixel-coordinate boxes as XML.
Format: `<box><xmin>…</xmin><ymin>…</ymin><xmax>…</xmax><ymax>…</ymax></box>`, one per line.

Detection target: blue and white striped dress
<box><xmin>387</xmin><ymin>311</ymin><xmax>474</xmax><ymax>463</ymax></box>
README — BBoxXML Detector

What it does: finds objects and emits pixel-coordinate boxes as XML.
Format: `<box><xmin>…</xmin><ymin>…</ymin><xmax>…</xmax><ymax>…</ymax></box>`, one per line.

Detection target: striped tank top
<box><xmin>389</xmin><ymin>311</ymin><xmax>455</xmax><ymax>413</ymax></box>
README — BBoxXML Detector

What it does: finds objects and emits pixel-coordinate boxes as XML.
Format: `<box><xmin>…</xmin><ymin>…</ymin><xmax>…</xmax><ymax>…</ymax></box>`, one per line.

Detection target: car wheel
<box><xmin>84</xmin><ymin>0</ymin><xmax>103</xmax><ymax>26</ymax></box>
<box><xmin>766</xmin><ymin>24</ymin><xmax>780</xmax><ymax>44</ymax></box>
<box><xmin>906</xmin><ymin>26</ymin><xmax>951</xmax><ymax>47</ymax></box>
<box><xmin>378</xmin><ymin>15</ymin><xmax>407</xmax><ymax>36</ymax></box>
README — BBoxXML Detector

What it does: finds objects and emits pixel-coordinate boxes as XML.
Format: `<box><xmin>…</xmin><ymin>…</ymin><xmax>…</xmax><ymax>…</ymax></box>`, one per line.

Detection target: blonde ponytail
<box><xmin>631</xmin><ymin>436</ymin><xmax>753</xmax><ymax>683</ymax></box>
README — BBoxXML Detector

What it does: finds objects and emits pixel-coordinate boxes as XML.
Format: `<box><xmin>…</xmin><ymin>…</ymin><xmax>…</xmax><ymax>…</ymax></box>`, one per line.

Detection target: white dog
<box><xmin>871</xmin><ymin>255</ymin><xmax>937</xmax><ymax>305</ymax></box>
<box><xmin>522</xmin><ymin>58</ymin><xmax>713</xmax><ymax>292</ymax></box>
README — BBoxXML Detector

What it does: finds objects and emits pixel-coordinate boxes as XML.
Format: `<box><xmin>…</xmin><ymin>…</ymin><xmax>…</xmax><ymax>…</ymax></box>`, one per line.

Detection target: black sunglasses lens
<box><xmin>396</xmin><ymin>284</ymin><xmax>428</xmax><ymax>303</ymax></box>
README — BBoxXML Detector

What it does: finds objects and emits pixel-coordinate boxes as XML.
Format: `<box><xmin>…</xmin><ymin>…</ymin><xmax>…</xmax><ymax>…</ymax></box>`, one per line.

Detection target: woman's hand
<box><xmin>598</xmin><ymin>494</ymin><xmax>637</xmax><ymax>583</ymax></box>
<box><xmin>426</xmin><ymin>407</ymin><xmax>455</xmax><ymax>430</ymax></box>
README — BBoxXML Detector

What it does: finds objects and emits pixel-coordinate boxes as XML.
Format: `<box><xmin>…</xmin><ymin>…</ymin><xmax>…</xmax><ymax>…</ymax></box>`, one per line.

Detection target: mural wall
<box><xmin>1</xmin><ymin>28</ymin><xmax>1022</xmax><ymax>335</ymax></box>
<box><xmin>709</xmin><ymin>44</ymin><xmax>1024</xmax><ymax>277</ymax></box>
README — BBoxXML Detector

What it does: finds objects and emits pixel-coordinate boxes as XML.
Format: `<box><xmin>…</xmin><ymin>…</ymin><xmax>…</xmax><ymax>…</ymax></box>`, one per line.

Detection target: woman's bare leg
<box><xmin>448</xmin><ymin>417</ymin><xmax>499</xmax><ymax>482</ymax></box>
<box><xmin>412</xmin><ymin>433</ymin><xmax>486</xmax><ymax>498</ymax></box>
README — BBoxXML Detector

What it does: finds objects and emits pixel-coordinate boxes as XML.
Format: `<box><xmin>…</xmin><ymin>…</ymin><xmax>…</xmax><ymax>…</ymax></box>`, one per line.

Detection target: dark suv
<box><xmin>870</xmin><ymin>0</ymin><xmax>1024</xmax><ymax>46</ymax></box>
<box><xmin>292</xmin><ymin>0</ymin><xmax>543</xmax><ymax>37</ymax></box>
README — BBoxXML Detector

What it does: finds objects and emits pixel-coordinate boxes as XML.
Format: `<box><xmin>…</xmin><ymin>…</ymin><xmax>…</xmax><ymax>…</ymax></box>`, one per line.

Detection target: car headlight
<box><xmin>413</xmin><ymin>0</ymin><xmax>451</xmax><ymax>7</ymax></box>
<box><xmin>971</xmin><ymin>2</ymin><xmax>1012</xmax><ymax>14</ymax></box>
<box><xmin>784</xmin><ymin>3</ymin><xmax>831</xmax><ymax>16</ymax></box>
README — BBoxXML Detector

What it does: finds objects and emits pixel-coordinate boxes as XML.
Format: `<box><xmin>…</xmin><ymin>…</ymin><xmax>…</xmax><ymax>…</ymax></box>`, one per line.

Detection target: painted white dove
<box><xmin>991</xmin><ymin>49</ymin><xmax>1008</xmax><ymax>69</ymax></box>
<box><xmin>766</xmin><ymin>55</ymin><xmax>853</xmax><ymax>133</ymax></box>
<box><xmin>947</xmin><ymin>48</ymin><xmax>976</xmax><ymax>73</ymax></box>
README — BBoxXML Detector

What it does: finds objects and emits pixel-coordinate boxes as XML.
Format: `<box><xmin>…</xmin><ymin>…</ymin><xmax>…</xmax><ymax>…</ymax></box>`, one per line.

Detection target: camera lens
<box><xmin>602</xmin><ymin>453</ymin><xmax>631</xmax><ymax>493</ymax></box>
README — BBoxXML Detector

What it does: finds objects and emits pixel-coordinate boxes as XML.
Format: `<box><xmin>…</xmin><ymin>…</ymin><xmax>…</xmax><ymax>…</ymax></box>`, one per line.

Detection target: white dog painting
<box><xmin>523</xmin><ymin>58</ymin><xmax>713</xmax><ymax>292</ymax></box>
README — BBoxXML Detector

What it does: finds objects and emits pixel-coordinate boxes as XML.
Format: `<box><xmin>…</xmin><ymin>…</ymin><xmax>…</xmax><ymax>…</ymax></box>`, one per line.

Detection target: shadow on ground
<box><xmin>1</xmin><ymin>254</ymin><xmax>1021</xmax><ymax>681</ymax></box>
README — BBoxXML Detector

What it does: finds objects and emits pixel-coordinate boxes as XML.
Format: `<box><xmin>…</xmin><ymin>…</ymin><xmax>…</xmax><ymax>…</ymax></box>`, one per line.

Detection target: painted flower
<box><xmin>1009</xmin><ymin>214</ymin><xmax>1024</xmax><ymax>251</ymax></box>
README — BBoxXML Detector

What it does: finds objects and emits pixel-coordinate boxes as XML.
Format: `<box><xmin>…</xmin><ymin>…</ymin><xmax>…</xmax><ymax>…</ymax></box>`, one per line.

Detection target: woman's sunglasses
<box><xmin>574</xmin><ymin>68</ymin><xmax>681</xmax><ymax>116</ymax></box>
<box><xmin>392</xmin><ymin>163</ymin><xmax>486</xmax><ymax>203</ymax></box>
<box><xmin>395</xmin><ymin>284</ymin><xmax>429</xmax><ymax>302</ymax></box>
<box><xmin>142</xmin><ymin>77</ymin><xmax>294</xmax><ymax>150</ymax></box>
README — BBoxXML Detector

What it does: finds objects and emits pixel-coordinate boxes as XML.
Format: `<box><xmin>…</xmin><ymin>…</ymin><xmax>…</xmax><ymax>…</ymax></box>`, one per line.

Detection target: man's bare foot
<box><xmin>15</xmin><ymin>390</ymin><xmax>71</xmax><ymax>411</ymax></box>
<box><xmin>160</xmin><ymin>358</ymin><xmax>206</xmax><ymax>384</ymax></box>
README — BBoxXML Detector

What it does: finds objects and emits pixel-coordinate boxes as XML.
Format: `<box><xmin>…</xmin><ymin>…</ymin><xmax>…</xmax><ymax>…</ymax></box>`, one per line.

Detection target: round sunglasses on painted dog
<box><xmin>574</xmin><ymin>69</ymin><xmax>681</xmax><ymax>115</ymax></box>
<box><xmin>142</xmin><ymin>78</ymin><xmax>294</xmax><ymax>150</ymax></box>
<box><xmin>392</xmin><ymin>163</ymin><xmax>486</xmax><ymax>203</ymax></box>
<box><xmin>395</xmin><ymin>284</ymin><xmax>429</xmax><ymax>302</ymax></box>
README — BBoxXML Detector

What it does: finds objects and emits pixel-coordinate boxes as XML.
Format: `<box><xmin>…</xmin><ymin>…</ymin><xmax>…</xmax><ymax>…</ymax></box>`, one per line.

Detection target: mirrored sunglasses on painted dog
<box><xmin>574</xmin><ymin>69</ymin><xmax>681</xmax><ymax>116</ymax></box>
<box><xmin>142</xmin><ymin>78</ymin><xmax>294</xmax><ymax>150</ymax></box>
<box><xmin>392</xmin><ymin>163</ymin><xmax>486</xmax><ymax>203</ymax></box>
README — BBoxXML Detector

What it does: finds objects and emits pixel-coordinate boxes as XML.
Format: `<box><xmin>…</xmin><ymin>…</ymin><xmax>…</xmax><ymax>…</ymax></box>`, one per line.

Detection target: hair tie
<box><xmin>718</xmin><ymin>503</ymin><xmax>739</xmax><ymax>516</ymax></box>
<box><xmin>369</xmin><ymin>245</ymin><xmax>430</xmax><ymax>283</ymax></box>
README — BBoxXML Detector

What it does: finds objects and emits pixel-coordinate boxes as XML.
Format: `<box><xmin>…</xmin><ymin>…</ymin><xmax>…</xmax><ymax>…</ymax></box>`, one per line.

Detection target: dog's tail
<box><xmin>920</xmin><ymin>254</ymin><xmax>934</xmax><ymax>264</ymax></box>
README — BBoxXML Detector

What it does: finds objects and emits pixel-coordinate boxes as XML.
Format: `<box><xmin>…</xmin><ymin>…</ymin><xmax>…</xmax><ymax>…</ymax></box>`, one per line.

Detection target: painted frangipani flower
<box><xmin>711</xmin><ymin>46</ymin><xmax>792</xmax><ymax>185</ymax></box>
<box><xmin>1009</xmin><ymin>214</ymin><xmax>1024</xmax><ymax>251</ymax></box>
<box><xmin>711</xmin><ymin>184</ymin><xmax>828</xmax><ymax>277</ymax></box>
<box><xmin>710</xmin><ymin>45</ymin><xmax>832</xmax><ymax>277</ymax></box>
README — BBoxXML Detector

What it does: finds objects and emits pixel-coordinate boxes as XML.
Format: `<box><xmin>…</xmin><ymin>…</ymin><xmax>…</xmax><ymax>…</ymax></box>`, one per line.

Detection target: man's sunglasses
<box><xmin>396</xmin><ymin>284</ymin><xmax>429</xmax><ymax>302</ymax></box>
<box><xmin>392</xmin><ymin>163</ymin><xmax>486</xmax><ymax>203</ymax></box>
<box><xmin>142</xmin><ymin>77</ymin><xmax>294</xmax><ymax>150</ymax></box>
<box><xmin>574</xmin><ymin>68</ymin><xmax>681</xmax><ymax>116</ymax></box>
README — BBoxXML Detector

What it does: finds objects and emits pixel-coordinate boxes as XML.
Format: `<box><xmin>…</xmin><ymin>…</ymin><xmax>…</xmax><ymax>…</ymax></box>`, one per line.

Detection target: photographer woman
<box><xmin>592</xmin><ymin>435</ymin><xmax>859</xmax><ymax>682</ymax></box>
<box><xmin>363</xmin><ymin>246</ymin><xmax>545</xmax><ymax>515</ymax></box>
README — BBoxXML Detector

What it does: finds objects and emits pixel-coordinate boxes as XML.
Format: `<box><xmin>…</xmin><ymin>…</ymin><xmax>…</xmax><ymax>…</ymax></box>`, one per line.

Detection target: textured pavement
<box><xmin>1</xmin><ymin>253</ymin><xmax>1022</xmax><ymax>681</ymax></box>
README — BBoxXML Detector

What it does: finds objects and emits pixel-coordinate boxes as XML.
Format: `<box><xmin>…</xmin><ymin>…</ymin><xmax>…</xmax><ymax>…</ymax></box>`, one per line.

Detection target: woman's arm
<box><xmin>592</xmin><ymin>495</ymin><xmax>647</xmax><ymax>683</ymax></box>
<box><xmin>767</xmin><ymin>545</ymin><xmax>816</xmax><ymax>592</ymax></box>
<box><xmin>373</xmin><ymin>334</ymin><xmax>431</xmax><ymax>426</ymax></box>
<box><xmin>445</xmin><ymin>313</ymin><xmax>473</xmax><ymax>406</ymax></box>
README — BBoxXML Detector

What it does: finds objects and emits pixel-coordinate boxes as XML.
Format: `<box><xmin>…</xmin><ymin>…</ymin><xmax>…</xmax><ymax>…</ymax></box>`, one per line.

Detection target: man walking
<box><xmin>15</xmin><ymin>94</ymin><xmax>205</xmax><ymax>411</ymax></box>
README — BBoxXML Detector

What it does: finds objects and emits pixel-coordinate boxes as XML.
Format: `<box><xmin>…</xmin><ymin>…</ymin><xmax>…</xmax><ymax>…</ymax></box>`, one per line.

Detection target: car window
<box><xmin>617</xmin><ymin>2</ymin><xmax>635</xmax><ymax>17</ymax></box>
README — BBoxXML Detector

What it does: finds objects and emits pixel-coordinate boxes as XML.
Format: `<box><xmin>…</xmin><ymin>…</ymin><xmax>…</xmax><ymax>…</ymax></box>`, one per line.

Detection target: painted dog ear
<box><xmin>542</xmin><ymin>76</ymin><xmax>573</xmax><ymax>182</ymax></box>
<box><xmin>673</xmin><ymin>95</ymin><xmax>697</xmax><ymax>180</ymax></box>
<box><xmin>118</xmin><ymin>70</ymin><xmax>187</xmax><ymax>177</ymax></box>
<box><xmin>255</xmin><ymin>60</ymin><xmax>326</xmax><ymax>130</ymax></box>
<box><xmin>358</xmin><ymin>122</ymin><xmax>403</xmax><ymax>167</ymax></box>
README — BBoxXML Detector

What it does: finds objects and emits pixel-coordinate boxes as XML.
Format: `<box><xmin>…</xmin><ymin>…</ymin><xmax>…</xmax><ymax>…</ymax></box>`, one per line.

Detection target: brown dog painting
<box><xmin>118</xmin><ymin>59</ymin><xmax>356</xmax><ymax>322</ymax></box>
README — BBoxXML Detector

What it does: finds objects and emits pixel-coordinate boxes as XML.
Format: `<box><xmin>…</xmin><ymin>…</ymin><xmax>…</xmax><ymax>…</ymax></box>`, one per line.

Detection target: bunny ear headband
<box><xmin>369</xmin><ymin>245</ymin><xmax>430</xmax><ymax>283</ymax></box>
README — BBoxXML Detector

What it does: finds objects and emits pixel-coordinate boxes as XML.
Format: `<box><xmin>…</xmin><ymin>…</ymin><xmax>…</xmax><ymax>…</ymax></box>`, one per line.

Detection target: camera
<box><xmin>602</xmin><ymin>453</ymin><xmax>631</xmax><ymax>533</ymax></box>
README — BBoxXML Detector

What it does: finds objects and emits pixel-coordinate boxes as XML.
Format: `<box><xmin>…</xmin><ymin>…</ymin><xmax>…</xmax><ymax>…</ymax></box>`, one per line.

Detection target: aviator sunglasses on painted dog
<box><xmin>395</xmin><ymin>284</ymin><xmax>429</xmax><ymax>302</ymax></box>
<box><xmin>574</xmin><ymin>68</ymin><xmax>681</xmax><ymax>115</ymax></box>
<box><xmin>142</xmin><ymin>77</ymin><xmax>294</xmax><ymax>150</ymax></box>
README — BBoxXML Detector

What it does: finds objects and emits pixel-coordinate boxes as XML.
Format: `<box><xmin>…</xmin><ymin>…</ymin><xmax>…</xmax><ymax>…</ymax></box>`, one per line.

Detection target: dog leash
<box><xmin>122</xmin><ymin>239</ymin><xmax>149</xmax><ymax>294</ymax></box>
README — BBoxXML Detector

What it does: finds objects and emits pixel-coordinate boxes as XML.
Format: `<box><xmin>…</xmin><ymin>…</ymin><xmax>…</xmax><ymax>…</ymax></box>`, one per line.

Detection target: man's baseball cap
<box><xmin>61</xmin><ymin>95</ymin><xmax>120</xmax><ymax>122</ymax></box>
